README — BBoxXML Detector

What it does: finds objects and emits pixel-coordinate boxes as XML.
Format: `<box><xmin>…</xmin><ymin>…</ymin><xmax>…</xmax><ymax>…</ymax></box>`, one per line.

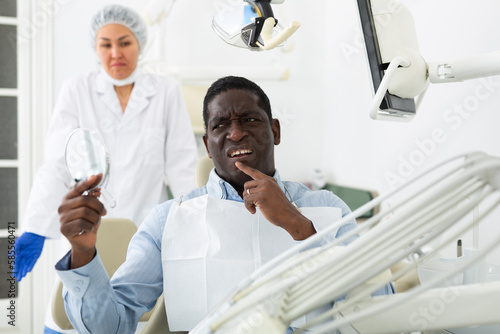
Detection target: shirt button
<box><xmin>73</xmin><ymin>287</ymin><xmax>80</xmax><ymax>293</ymax></box>
<box><xmin>84</xmin><ymin>318</ymin><xmax>89</xmax><ymax>323</ymax></box>
<box><xmin>76</xmin><ymin>280</ymin><xmax>83</xmax><ymax>285</ymax></box>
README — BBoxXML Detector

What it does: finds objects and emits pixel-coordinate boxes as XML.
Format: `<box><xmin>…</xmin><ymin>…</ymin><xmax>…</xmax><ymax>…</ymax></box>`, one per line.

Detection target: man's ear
<box><xmin>272</xmin><ymin>119</ymin><xmax>281</xmax><ymax>145</ymax></box>
<box><xmin>202</xmin><ymin>134</ymin><xmax>212</xmax><ymax>158</ymax></box>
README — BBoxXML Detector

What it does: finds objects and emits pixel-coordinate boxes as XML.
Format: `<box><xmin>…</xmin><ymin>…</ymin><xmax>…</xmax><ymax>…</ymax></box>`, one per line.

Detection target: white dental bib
<box><xmin>161</xmin><ymin>194</ymin><xmax>342</xmax><ymax>331</ymax></box>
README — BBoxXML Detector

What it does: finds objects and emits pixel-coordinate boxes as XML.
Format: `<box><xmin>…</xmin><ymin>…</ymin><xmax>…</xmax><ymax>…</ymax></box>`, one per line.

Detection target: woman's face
<box><xmin>96</xmin><ymin>24</ymin><xmax>140</xmax><ymax>80</ymax></box>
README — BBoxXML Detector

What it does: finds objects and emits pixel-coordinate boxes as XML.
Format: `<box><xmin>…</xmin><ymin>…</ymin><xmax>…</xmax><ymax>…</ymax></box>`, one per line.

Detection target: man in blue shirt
<box><xmin>56</xmin><ymin>76</ymin><xmax>392</xmax><ymax>334</ymax></box>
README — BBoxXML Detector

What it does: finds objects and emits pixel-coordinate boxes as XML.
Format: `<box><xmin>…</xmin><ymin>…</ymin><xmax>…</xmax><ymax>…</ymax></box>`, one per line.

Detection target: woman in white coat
<box><xmin>14</xmin><ymin>4</ymin><xmax>198</xmax><ymax>333</ymax></box>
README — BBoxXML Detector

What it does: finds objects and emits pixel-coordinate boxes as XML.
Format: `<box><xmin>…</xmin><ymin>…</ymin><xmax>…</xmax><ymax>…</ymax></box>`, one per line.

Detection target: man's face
<box><xmin>203</xmin><ymin>89</ymin><xmax>280</xmax><ymax>192</ymax></box>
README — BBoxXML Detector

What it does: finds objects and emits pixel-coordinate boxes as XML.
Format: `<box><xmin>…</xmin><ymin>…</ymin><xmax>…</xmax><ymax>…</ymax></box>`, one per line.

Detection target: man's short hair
<box><xmin>203</xmin><ymin>76</ymin><xmax>273</xmax><ymax>133</ymax></box>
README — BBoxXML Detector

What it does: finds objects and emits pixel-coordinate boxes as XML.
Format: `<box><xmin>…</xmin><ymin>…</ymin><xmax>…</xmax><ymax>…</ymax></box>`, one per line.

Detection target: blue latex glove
<box><xmin>13</xmin><ymin>232</ymin><xmax>45</xmax><ymax>281</ymax></box>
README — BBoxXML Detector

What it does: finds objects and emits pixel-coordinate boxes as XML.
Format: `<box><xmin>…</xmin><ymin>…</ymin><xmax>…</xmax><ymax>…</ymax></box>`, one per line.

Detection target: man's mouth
<box><xmin>229</xmin><ymin>148</ymin><xmax>253</xmax><ymax>158</ymax></box>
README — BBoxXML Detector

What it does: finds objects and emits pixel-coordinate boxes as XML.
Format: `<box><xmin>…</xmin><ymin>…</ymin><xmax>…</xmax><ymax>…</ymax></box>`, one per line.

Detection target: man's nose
<box><xmin>227</xmin><ymin>121</ymin><xmax>247</xmax><ymax>141</ymax></box>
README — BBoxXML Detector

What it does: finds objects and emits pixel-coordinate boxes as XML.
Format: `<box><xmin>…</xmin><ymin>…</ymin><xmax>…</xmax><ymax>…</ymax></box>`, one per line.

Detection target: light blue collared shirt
<box><xmin>56</xmin><ymin>169</ymin><xmax>391</xmax><ymax>334</ymax></box>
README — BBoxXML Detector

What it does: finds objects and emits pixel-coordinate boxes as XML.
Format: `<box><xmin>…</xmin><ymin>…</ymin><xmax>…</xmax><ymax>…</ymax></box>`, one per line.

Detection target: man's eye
<box><xmin>213</xmin><ymin>123</ymin><xmax>224</xmax><ymax>129</ymax></box>
<box><xmin>246</xmin><ymin>118</ymin><xmax>257</xmax><ymax>122</ymax></box>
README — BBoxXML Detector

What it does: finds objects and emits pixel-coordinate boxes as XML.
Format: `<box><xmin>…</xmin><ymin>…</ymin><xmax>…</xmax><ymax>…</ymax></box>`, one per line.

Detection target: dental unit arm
<box><xmin>189</xmin><ymin>152</ymin><xmax>500</xmax><ymax>334</ymax></box>
<box><xmin>358</xmin><ymin>0</ymin><xmax>500</xmax><ymax>121</ymax></box>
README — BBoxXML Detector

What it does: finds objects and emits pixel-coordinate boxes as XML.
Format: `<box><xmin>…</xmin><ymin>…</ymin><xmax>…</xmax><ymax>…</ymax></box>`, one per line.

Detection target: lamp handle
<box><xmin>258</xmin><ymin>17</ymin><xmax>301</xmax><ymax>51</ymax></box>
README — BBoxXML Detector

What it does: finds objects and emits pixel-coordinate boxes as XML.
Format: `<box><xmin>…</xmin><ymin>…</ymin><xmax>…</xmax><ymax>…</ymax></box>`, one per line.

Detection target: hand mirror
<box><xmin>65</xmin><ymin>128</ymin><xmax>115</xmax><ymax>207</ymax></box>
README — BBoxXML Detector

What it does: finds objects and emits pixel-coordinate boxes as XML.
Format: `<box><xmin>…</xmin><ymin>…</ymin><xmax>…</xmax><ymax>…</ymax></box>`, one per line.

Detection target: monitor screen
<box><xmin>356</xmin><ymin>0</ymin><xmax>416</xmax><ymax>119</ymax></box>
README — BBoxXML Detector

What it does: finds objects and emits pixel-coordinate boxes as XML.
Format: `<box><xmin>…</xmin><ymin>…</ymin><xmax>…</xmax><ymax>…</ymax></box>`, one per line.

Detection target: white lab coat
<box><xmin>22</xmin><ymin>69</ymin><xmax>198</xmax><ymax>239</ymax></box>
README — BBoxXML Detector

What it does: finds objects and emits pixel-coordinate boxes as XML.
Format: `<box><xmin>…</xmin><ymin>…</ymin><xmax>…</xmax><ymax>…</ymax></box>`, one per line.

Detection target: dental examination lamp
<box><xmin>190</xmin><ymin>151</ymin><xmax>500</xmax><ymax>334</ymax></box>
<box><xmin>357</xmin><ymin>0</ymin><xmax>500</xmax><ymax>121</ymax></box>
<box><xmin>143</xmin><ymin>0</ymin><xmax>300</xmax><ymax>52</ymax></box>
<box><xmin>212</xmin><ymin>0</ymin><xmax>301</xmax><ymax>51</ymax></box>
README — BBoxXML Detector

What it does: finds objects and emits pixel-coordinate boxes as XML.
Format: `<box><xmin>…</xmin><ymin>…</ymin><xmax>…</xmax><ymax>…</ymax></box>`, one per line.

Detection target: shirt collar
<box><xmin>206</xmin><ymin>168</ymin><xmax>286</xmax><ymax>202</ymax></box>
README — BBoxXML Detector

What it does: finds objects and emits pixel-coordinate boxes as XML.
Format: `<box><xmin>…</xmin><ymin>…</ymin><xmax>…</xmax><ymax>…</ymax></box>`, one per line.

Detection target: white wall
<box><xmin>7</xmin><ymin>1</ymin><xmax>492</xmax><ymax>333</ymax></box>
<box><xmin>325</xmin><ymin>0</ymin><xmax>500</xmax><ymax>192</ymax></box>
<box><xmin>324</xmin><ymin>0</ymin><xmax>500</xmax><ymax>260</ymax></box>
<box><xmin>53</xmin><ymin>0</ymin><xmax>330</xmax><ymax>184</ymax></box>
<box><xmin>52</xmin><ymin>0</ymin><xmax>500</xmax><ymax>183</ymax></box>
<box><xmin>51</xmin><ymin>0</ymin><xmax>500</xmax><ymax>275</ymax></box>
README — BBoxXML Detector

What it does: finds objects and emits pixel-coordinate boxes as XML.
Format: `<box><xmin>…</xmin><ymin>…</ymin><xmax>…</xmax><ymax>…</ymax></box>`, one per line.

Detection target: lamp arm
<box><xmin>428</xmin><ymin>50</ymin><xmax>500</xmax><ymax>83</ymax></box>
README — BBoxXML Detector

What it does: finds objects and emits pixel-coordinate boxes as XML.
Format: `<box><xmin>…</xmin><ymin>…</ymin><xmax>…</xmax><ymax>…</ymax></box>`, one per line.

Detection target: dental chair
<box><xmin>182</xmin><ymin>85</ymin><xmax>208</xmax><ymax>136</ymax></box>
<box><xmin>195</xmin><ymin>155</ymin><xmax>215</xmax><ymax>187</ymax></box>
<box><xmin>325</xmin><ymin>183</ymin><xmax>419</xmax><ymax>292</ymax></box>
<box><xmin>188</xmin><ymin>152</ymin><xmax>500</xmax><ymax>334</ymax></box>
<box><xmin>179</xmin><ymin>155</ymin><xmax>418</xmax><ymax>295</ymax></box>
<box><xmin>54</xmin><ymin>157</ymin><xmax>413</xmax><ymax>333</ymax></box>
<box><xmin>190</xmin><ymin>158</ymin><xmax>418</xmax><ymax>293</ymax></box>
<box><xmin>51</xmin><ymin>218</ymin><xmax>160</xmax><ymax>330</ymax></box>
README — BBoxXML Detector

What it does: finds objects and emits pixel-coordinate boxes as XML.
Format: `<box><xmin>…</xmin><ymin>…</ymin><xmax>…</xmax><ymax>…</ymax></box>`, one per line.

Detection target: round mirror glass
<box><xmin>212</xmin><ymin>2</ymin><xmax>259</xmax><ymax>48</ymax></box>
<box><xmin>65</xmin><ymin>128</ymin><xmax>110</xmax><ymax>189</ymax></box>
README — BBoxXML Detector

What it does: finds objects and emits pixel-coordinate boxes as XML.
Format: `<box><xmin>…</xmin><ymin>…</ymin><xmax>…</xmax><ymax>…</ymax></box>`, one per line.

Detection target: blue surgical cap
<box><xmin>90</xmin><ymin>4</ymin><xmax>148</xmax><ymax>53</ymax></box>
